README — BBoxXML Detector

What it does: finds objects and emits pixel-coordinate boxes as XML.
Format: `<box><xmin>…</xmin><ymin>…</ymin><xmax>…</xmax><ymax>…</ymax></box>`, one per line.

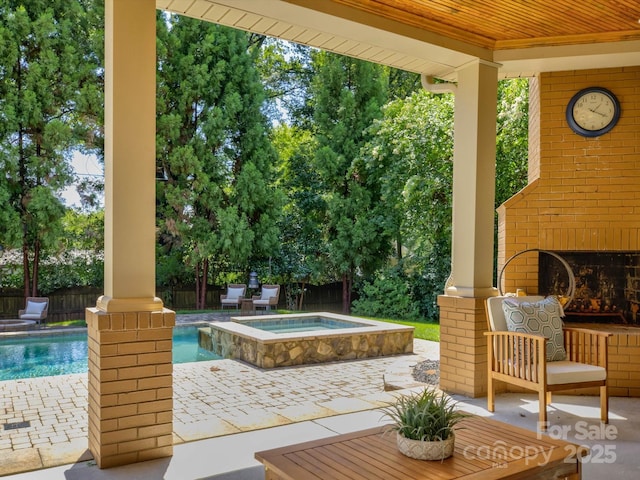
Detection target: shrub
<box><xmin>352</xmin><ymin>271</ymin><xmax>420</xmax><ymax>320</ymax></box>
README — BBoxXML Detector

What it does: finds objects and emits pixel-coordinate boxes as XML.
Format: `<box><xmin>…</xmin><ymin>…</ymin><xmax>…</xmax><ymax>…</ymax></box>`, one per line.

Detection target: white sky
<box><xmin>61</xmin><ymin>151</ymin><xmax>104</xmax><ymax>208</ymax></box>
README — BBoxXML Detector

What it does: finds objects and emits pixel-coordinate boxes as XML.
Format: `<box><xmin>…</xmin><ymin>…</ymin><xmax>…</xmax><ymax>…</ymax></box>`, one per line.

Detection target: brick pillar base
<box><xmin>437</xmin><ymin>295</ymin><xmax>488</xmax><ymax>398</ymax></box>
<box><xmin>86</xmin><ymin>307</ymin><xmax>175</xmax><ymax>468</ymax></box>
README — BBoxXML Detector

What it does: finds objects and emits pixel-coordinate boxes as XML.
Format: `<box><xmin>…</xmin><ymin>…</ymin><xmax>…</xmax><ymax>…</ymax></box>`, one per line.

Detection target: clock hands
<box><xmin>588</xmin><ymin>104</ymin><xmax>606</xmax><ymax>117</ymax></box>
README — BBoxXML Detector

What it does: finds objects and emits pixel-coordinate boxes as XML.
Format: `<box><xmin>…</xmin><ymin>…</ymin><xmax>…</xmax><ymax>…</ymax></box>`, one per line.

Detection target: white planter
<box><xmin>396</xmin><ymin>432</ymin><xmax>455</xmax><ymax>461</ymax></box>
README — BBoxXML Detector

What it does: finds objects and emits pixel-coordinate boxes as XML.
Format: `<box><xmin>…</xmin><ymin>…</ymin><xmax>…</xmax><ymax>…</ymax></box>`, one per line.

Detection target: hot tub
<box><xmin>200</xmin><ymin>312</ymin><xmax>413</xmax><ymax>368</ymax></box>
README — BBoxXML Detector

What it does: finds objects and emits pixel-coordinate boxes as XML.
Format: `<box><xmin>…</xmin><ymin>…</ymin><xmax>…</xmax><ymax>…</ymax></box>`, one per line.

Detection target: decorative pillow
<box><xmin>25</xmin><ymin>301</ymin><xmax>47</xmax><ymax>315</ymax></box>
<box><xmin>261</xmin><ymin>287</ymin><xmax>278</xmax><ymax>300</ymax></box>
<box><xmin>502</xmin><ymin>296</ymin><xmax>566</xmax><ymax>361</ymax></box>
<box><xmin>226</xmin><ymin>287</ymin><xmax>245</xmax><ymax>300</ymax></box>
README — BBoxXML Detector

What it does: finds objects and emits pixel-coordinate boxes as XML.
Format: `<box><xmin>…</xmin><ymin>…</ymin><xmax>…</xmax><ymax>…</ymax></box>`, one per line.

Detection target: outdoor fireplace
<box><xmin>539</xmin><ymin>251</ymin><xmax>640</xmax><ymax>326</ymax></box>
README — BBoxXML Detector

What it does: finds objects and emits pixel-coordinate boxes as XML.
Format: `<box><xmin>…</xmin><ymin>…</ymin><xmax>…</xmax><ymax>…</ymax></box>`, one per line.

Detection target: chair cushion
<box><xmin>225</xmin><ymin>287</ymin><xmax>245</xmax><ymax>300</ymax></box>
<box><xmin>253</xmin><ymin>299</ymin><xmax>270</xmax><ymax>306</ymax></box>
<box><xmin>546</xmin><ymin>361</ymin><xmax>606</xmax><ymax>385</ymax></box>
<box><xmin>221</xmin><ymin>298</ymin><xmax>241</xmax><ymax>305</ymax></box>
<box><xmin>25</xmin><ymin>301</ymin><xmax>47</xmax><ymax>315</ymax></box>
<box><xmin>20</xmin><ymin>313</ymin><xmax>43</xmax><ymax>320</ymax></box>
<box><xmin>502</xmin><ymin>296</ymin><xmax>567</xmax><ymax>361</ymax></box>
<box><xmin>261</xmin><ymin>288</ymin><xmax>278</xmax><ymax>301</ymax></box>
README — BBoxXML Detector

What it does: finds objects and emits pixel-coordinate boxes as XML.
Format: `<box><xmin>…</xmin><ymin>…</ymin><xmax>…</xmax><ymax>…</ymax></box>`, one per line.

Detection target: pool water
<box><xmin>0</xmin><ymin>325</ymin><xmax>219</xmax><ymax>381</ymax></box>
<box><xmin>243</xmin><ymin>316</ymin><xmax>367</xmax><ymax>334</ymax></box>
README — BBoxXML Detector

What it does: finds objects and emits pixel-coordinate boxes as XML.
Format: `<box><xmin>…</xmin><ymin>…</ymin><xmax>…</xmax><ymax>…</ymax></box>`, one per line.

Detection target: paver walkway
<box><xmin>0</xmin><ymin>316</ymin><xmax>438</xmax><ymax>476</ymax></box>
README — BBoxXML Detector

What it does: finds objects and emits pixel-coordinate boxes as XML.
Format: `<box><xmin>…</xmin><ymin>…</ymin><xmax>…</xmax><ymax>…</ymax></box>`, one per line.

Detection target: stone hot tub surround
<box><xmin>199</xmin><ymin>312</ymin><xmax>414</xmax><ymax>368</ymax></box>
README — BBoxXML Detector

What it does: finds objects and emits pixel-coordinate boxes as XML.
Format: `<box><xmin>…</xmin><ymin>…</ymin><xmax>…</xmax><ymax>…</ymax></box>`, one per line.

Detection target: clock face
<box><xmin>566</xmin><ymin>87</ymin><xmax>620</xmax><ymax>137</ymax></box>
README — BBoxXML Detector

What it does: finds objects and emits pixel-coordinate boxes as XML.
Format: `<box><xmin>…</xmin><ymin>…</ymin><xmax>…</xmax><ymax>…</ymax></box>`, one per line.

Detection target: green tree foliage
<box><xmin>496</xmin><ymin>78</ymin><xmax>529</xmax><ymax>205</ymax></box>
<box><xmin>360</xmin><ymin>90</ymin><xmax>454</xmax><ymax>319</ymax></box>
<box><xmin>0</xmin><ymin>0</ymin><xmax>103</xmax><ymax>298</ymax></box>
<box><xmin>1</xmin><ymin>210</ymin><xmax>104</xmax><ymax>292</ymax></box>
<box><xmin>253</xmin><ymin>37</ymin><xmax>313</xmax><ymax>126</ymax></box>
<box><xmin>270</xmin><ymin>124</ymin><xmax>327</xmax><ymax>309</ymax></box>
<box><xmin>155</xmin><ymin>15</ymin><xmax>284</xmax><ymax>308</ymax></box>
<box><xmin>386</xmin><ymin>68</ymin><xmax>421</xmax><ymax>100</ymax></box>
<box><xmin>310</xmin><ymin>52</ymin><xmax>390</xmax><ymax>313</ymax></box>
<box><xmin>355</xmin><ymin>80</ymin><xmax>528</xmax><ymax>320</ymax></box>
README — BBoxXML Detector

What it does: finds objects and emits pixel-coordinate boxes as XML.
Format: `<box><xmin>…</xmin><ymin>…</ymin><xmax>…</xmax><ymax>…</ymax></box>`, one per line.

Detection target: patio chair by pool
<box><xmin>220</xmin><ymin>284</ymin><xmax>246</xmax><ymax>310</ymax></box>
<box><xmin>18</xmin><ymin>297</ymin><xmax>49</xmax><ymax>324</ymax></box>
<box><xmin>485</xmin><ymin>295</ymin><xmax>611</xmax><ymax>430</ymax></box>
<box><xmin>252</xmin><ymin>285</ymin><xmax>280</xmax><ymax>311</ymax></box>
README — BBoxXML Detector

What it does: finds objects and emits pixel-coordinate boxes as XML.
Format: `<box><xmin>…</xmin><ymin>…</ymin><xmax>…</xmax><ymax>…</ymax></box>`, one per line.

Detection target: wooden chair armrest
<box><xmin>252</xmin><ymin>295</ymin><xmax>260</xmax><ymax>300</ymax></box>
<box><xmin>563</xmin><ymin>326</ymin><xmax>613</xmax><ymax>338</ymax></box>
<box><xmin>18</xmin><ymin>309</ymin><xmax>25</xmax><ymax>316</ymax></box>
<box><xmin>562</xmin><ymin>327</ymin><xmax>611</xmax><ymax>368</ymax></box>
<box><xmin>220</xmin><ymin>295</ymin><xmax>228</xmax><ymax>300</ymax></box>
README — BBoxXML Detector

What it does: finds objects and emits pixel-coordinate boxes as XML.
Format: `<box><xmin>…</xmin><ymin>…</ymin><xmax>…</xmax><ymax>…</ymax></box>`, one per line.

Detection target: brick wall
<box><xmin>497</xmin><ymin>66</ymin><xmax>640</xmax><ymax>396</ymax></box>
<box><xmin>438</xmin><ymin>296</ymin><xmax>488</xmax><ymax>397</ymax></box>
<box><xmin>86</xmin><ymin>308</ymin><xmax>175</xmax><ymax>468</ymax></box>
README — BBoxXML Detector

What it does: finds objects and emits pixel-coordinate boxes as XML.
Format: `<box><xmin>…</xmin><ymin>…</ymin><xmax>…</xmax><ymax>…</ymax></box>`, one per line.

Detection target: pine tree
<box><xmin>310</xmin><ymin>52</ymin><xmax>389</xmax><ymax>313</ymax></box>
<box><xmin>156</xmin><ymin>15</ymin><xmax>283</xmax><ymax>309</ymax></box>
<box><xmin>0</xmin><ymin>0</ymin><xmax>103</xmax><ymax>298</ymax></box>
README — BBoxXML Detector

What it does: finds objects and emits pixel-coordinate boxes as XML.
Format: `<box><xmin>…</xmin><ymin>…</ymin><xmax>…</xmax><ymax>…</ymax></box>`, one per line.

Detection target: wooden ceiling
<box><xmin>333</xmin><ymin>0</ymin><xmax>640</xmax><ymax>50</ymax></box>
<box><xmin>157</xmin><ymin>0</ymin><xmax>640</xmax><ymax>80</ymax></box>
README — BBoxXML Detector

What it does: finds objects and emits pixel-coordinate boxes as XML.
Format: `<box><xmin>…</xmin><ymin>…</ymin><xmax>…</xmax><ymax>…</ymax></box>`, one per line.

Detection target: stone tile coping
<box><xmin>214</xmin><ymin>311</ymin><xmax>413</xmax><ymax>342</ymax></box>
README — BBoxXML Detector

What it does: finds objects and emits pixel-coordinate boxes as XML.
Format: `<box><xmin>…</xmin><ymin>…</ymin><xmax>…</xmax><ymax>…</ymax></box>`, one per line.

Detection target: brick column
<box><xmin>437</xmin><ymin>295</ymin><xmax>488</xmax><ymax>398</ymax></box>
<box><xmin>86</xmin><ymin>308</ymin><xmax>175</xmax><ymax>468</ymax></box>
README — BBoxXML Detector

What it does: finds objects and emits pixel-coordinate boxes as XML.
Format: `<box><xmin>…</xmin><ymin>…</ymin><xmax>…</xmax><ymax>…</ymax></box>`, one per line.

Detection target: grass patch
<box><xmin>366</xmin><ymin>317</ymin><xmax>440</xmax><ymax>342</ymax></box>
<box><xmin>44</xmin><ymin>319</ymin><xmax>87</xmax><ymax>328</ymax></box>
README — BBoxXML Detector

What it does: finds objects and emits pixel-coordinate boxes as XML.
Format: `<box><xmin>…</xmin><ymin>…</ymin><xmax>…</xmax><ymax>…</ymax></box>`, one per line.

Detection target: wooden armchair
<box><xmin>485</xmin><ymin>296</ymin><xmax>611</xmax><ymax>430</ymax></box>
<box><xmin>252</xmin><ymin>284</ymin><xmax>280</xmax><ymax>311</ymax></box>
<box><xmin>19</xmin><ymin>297</ymin><xmax>49</xmax><ymax>324</ymax></box>
<box><xmin>220</xmin><ymin>284</ymin><xmax>246</xmax><ymax>310</ymax></box>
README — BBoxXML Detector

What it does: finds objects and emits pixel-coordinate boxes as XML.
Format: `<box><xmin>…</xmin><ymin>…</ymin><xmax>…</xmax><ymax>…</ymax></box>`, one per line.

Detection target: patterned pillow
<box><xmin>502</xmin><ymin>296</ymin><xmax>566</xmax><ymax>361</ymax></box>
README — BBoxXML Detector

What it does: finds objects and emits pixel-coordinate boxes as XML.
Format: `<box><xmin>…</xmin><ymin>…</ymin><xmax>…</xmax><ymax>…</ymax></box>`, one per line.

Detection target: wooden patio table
<box><xmin>255</xmin><ymin>415</ymin><xmax>588</xmax><ymax>479</ymax></box>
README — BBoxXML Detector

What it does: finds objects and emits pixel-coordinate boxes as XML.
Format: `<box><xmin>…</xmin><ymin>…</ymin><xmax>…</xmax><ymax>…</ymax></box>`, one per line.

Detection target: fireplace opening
<box><xmin>539</xmin><ymin>251</ymin><xmax>640</xmax><ymax>326</ymax></box>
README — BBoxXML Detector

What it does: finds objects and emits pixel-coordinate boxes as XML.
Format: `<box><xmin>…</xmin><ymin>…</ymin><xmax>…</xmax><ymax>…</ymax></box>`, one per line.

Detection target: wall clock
<box><xmin>566</xmin><ymin>87</ymin><xmax>620</xmax><ymax>137</ymax></box>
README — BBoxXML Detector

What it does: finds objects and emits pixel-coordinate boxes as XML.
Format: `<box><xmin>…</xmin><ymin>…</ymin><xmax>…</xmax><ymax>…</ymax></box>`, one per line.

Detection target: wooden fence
<box><xmin>0</xmin><ymin>283</ymin><xmax>344</xmax><ymax>322</ymax></box>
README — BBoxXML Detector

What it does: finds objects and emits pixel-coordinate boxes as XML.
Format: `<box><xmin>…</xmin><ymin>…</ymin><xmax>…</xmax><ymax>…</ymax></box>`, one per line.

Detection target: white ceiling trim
<box><xmin>157</xmin><ymin>0</ymin><xmax>640</xmax><ymax>80</ymax></box>
<box><xmin>158</xmin><ymin>0</ymin><xmax>478</xmax><ymax>79</ymax></box>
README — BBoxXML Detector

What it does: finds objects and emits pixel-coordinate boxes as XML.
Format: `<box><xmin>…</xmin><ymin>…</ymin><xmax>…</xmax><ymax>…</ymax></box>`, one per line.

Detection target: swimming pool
<box><xmin>0</xmin><ymin>324</ymin><xmax>220</xmax><ymax>381</ymax></box>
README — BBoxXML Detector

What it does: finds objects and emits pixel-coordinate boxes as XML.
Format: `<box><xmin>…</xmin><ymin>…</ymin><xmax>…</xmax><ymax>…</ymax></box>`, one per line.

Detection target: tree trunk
<box><xmin>194</xmin><ymin>259</ymin><xmax>209</xmax><ymax>310</ymax></box>
<box><xmin>22</xmin><ymin>244</ymin><xmax>31</xmax><ymax>299</ymax></box>
<box><xmin>199</xmin><ymin>259</ymin><xmax>208</xmax><ymax>310</ymax></box>
<box><xmin>32</xmin><ymin>239</ymin><xmax>40</xmax><ymax>297</ymax></box>
<box><xmin>195</xmin><ymin>262</ymin><xmax>202</xmax><ymax>310</ymax></box>
<box><xmin>298</xmin><ymin>280</ymin><xmax>307</xmax><ymax>311</ymax></box>
<box><xmin>342</xmin><ymin>273</ymin><xmax>350</xmax><ymax>314</ymax></box>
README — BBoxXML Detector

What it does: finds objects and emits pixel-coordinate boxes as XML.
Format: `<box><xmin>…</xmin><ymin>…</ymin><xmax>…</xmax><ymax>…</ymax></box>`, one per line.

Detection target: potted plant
<box><xmin>381</xmin><ymin>388</ymin><xmax>467</xmax><ymax>461</ymax></box>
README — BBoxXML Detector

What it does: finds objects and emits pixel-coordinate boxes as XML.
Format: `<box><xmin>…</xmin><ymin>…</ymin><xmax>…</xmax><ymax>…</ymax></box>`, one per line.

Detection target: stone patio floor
<box><xmin>0</xmin><ymin>314</ymin><xmax>438</xmax><ymax>476</ymax></box>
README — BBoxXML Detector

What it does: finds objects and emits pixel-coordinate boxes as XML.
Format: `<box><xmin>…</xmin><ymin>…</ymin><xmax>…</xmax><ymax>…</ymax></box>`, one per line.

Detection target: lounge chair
<box><xmin>19</xmin><ymin>297</ymin><xmax>49</xmax><ymax>324</ymax></box>
<box><xmin>252</xmin><ymin>285</ymin><xmax>280</xmax><ymax>311</ymax></box>
<box><xmin>220</xmin><ymin>284</ymin><xmax>246</xmax><ymax>310</ymax></box>
<box><xmin>485</xmin><ymin>295</ymin><xmax>611</xmax><ymax>430</ymax></box>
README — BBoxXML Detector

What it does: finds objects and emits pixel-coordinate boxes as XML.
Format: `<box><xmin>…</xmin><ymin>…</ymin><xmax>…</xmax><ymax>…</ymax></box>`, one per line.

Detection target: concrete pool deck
<box><xmin>3</xmin><ymin>314</ymin><xmax>638</xmax><ymax>479</ymax></box>
<box><xmin>0</xmin><ymin>315</ymin><xmax>438</xmax><ymax>477</ymax></box>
